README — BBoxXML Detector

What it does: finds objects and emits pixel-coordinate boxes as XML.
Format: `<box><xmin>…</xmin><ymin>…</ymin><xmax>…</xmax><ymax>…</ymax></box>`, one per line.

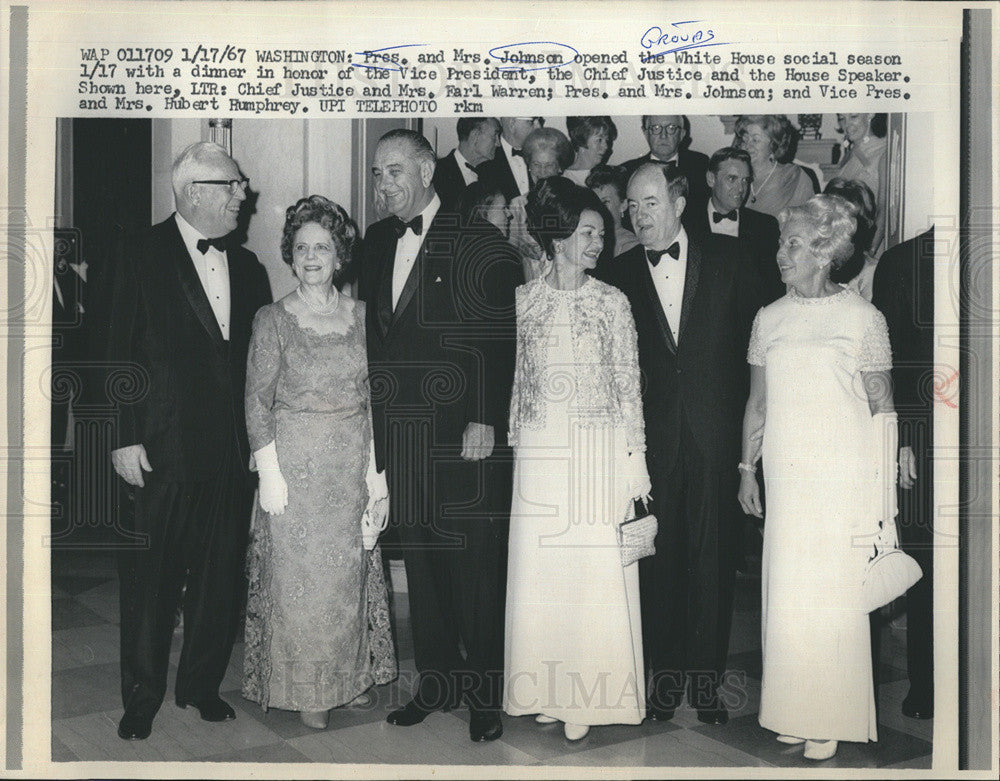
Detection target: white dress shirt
<box><xmin>391</xmin><ymin>194</ymin><xmax>440</xmax><ymax>310</ymax></box>
<box><xmin>175</xmin><ymin>212</ymin><xmax>231</xmax><ymax>340</ymax></box>
<box><xmin>453</xmin><ymin>148</ymin><xmax>478</xmax><ymax>186</ymax></box>
<box><xmin>647</xmin><ymin>227</ymin><xmax>688</xmax><ymax>344</ymax></box>
<box><xmin>501</xmin><ymin>136</ymin><xmax>530</xmax><ymax>196</ymax></box>
<box><xmin>708</xmin><ymin>200</ymin><xmax>740</xmax><ymax>237</ymax></box>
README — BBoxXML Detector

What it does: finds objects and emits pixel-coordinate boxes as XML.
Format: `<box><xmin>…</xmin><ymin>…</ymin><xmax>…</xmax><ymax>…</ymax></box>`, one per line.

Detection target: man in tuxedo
<box><xmin>359</xmin><ymin>128</ymin><xmax>517</xmax><ymax>742</ymax></box>
<box><xmin>595</xmin><ymin>162</ymin><xmax>761</xmax><ymax>725</ymax></box>
<box><xmin>621</xmin><ymin>115</ymin><xmax>710</xmax><ymax>218</ymax></box>
<box><xmin>476</xmin><ymin>116</ymin><xmax>542</xmax><ymax>201</ymax></box>
<box><xmin>107</xmin><ymin>142</ymin><xmax>271</xmax><ymax>740</ymax></box>
<box><xmin>432</xmin><ymin>117</ymin><xmax>500</xmax><ymax>210</ymax></box>
<box><xmin>685</xmin><ymin>147</ymin><xmax>784</xmax><ymax>304</ymax></box>
<box><xmin>872</xmin><ymin>226</ymin><xmax>935</xmax><ymax>719</ymax></box>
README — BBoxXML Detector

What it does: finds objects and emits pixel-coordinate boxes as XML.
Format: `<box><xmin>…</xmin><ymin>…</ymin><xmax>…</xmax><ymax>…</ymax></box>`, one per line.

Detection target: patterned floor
<box><xmin>51</xmin><ymin>547</ymin><xmax>932</xmax><ymax>769</ymax></box>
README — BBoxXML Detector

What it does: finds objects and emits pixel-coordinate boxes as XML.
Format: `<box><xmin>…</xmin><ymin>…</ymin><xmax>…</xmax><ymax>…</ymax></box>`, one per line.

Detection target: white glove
<box><xmin>362</xmin><ymin>438</ymin><xmax>389</xmax><ymax>550</ymax></box>
<box><xmin>624</xmin><ymin>449</ymin><xmax>652</xmax><ymax>503</ymax></box>
<box><xmin>253</xmin><ymin>441</ymin><xmax>288</xmax><ymax>516</ymax></box>
<box><xmin>871</xmin><ymin>412</ymin><xmax>899</xmax><ymax>524</ymax></box>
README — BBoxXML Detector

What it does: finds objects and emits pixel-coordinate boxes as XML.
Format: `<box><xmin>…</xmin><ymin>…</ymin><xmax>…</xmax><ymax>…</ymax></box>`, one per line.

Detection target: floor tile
<box><xmin>52</xmin><ymin>661</ymin><xmax>123</xmax><ymax>719</ymax></box>
<box><xmin>52</xmin><ymin>623</ymin><xmax>120</xmax><ymax>672</ymax></box>
<box><xmin>541</xmin><ymin>728</ymin><xmax>770</xmax><ymax>767</ymax></box>
<box><xmin>199</xmin><ymin>740</ymin><xmax>313</xmax><ymax>763</ymax></box>
<box><xmin>52</xmin><ymin>573</ymin><xmax>115</xmax><ymax>596</ymax></box>
<box><xmin>73</xmin><ymin>579</ymin><xmax>121</xmax><ymax>623</ymax></box>
<box><xmin>51</xmin><ymin>732</ymin><xmax>78</xmax><ymax>762</ymax></box>
<box><xmin>876</xmin><ymin>680</ymin><xmax>934</xmax><ymax>742</ymax></box>
<box><xmin>52</xmin><ymin>597</ymin><xmax>111</xmax><ymax>630</ymax></box>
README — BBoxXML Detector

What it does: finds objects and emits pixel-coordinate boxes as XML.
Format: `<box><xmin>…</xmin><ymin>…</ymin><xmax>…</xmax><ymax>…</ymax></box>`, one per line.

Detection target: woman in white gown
<box><xmin>504</xmin><ymin>177</ymin><xmax>651</xmax><ymax>741</ymax></box>
<box><xmin>738</xmin><ymin>195</ymin><xmax>895</xmax><ymax>761</ymax></box>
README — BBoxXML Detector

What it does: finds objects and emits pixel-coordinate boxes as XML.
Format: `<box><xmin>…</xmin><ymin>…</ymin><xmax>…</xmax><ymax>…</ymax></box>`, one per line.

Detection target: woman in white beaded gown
<box><xmin>738</xmin><ymin>195</ymin><xmax>896</xmax><ymax>761</ymax></box>
<box><xmin>504</xmin><ymin>177</ymin><xmax>651</xmax><ymax>741</ymax></box>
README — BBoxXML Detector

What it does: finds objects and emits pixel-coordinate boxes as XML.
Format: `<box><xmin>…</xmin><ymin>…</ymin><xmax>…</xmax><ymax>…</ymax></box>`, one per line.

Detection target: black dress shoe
<box><xmin>902</xmin><ymin>692</ymin><xmax>933</xmax><ymax>719</ymax></box>
<box><xmin>387</xmin><ymin>698</ymin><xmax>433</xmax><ymax>726</ymax></box>
<box><xmin>646</xmin><ymin>706</ymin><xmax>676</xmax><ymax>722</ymax></box>
<box><xmin>117</xmin><ymin>708</ymin><xmax>154</xmax><ymax>740</ymax></box>
<box><xmin>176</xmin><ymin>695</ymin><xmax>236</xmax><ymax>722</ymax></box>
<box><xmin>469</xmin><ymin>709</ymin><xmax>503</xmax><ymax>742</ymax></box>
<box><xmin>696</xmin><ymin>705</ymin><xmax>729</xmax><ymax>725</ymax></box>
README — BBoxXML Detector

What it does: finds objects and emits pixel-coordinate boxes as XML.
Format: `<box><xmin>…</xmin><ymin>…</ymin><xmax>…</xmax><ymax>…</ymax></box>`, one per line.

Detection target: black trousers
<box><xmin>118</xmin><ymin>446</ymin><xmax>253</xmax><ymax>717</ymax></box>
<box><xmin>640</xmin><ymin>418</ymin><xmax>739</xmax><ymax>710</ymax></box>
<box><xmin>387</xmin><ymin>436</ymin><xmax>510</xmax><ymax>712</ymax></box>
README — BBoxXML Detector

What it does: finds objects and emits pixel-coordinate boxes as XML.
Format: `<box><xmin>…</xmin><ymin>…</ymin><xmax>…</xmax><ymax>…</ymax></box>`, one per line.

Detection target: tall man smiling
<box><xmin>595</xmin><ymin>162</ymin><xmax>761</xmax><ymax>725</ymax></box>
<box><xmin>107</xmin><ymin>142</ymin><xmax>271</xmax><ymax>740</ymax></box>
<box><xmin>359</xmin><ymin>129</ymin><xmax>518</xmax><ymax>743</ymax></box>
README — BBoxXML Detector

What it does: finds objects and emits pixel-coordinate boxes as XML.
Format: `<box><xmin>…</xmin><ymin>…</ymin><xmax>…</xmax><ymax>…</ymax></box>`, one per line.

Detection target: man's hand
<box><xmin>899</xmin><ymin>445</ymin><xmax>917</xmax><ymax>489</ymax></box>
<box><xmin>111</xmin><ymin>444</ymin><xmax>153</xmax><ymax>487</ymax></box>
<box><xmin>461</xmin><ymin>422</ymin><xmax>495</xmax><ymax>461</ymax></box>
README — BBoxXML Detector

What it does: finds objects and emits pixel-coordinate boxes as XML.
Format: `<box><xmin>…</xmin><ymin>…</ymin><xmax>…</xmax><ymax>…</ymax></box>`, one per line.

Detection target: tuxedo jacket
<box><xmin>359</xmin><ymin>210</ymin><xmax>521</xmax><ymax>470</ymax></box>
<box><xmin>871</xmin><ymin>226</ymin><xmax>935</xmax><ymax>447</ymax></box>
<box><xmin>685</xmin><ymin>204</ymin><xmax>784</xmax><ymax>304</ymax></box>
<box><xmin>105</xmin><ymin>215</ymin><xmax>272</xmax><ymax>481</ymax></box>
<box><xmin>595</xmin><ymin>235</ymin><xmax>762</xmax><ymax>473</ymax></box>
<box><xmin>432</xmin><ymin>150</ymin><xmax>470</xmax><ymax>211</ymax></box>
<box><xmin>620</xmin><ymin>148</ymin><xmax>711</xmax><ymax>215</ymax></box>
<box><xmin>477</xmin><ymin>145</ymin><xmax>523</xmax><ymax>202</ymax></box>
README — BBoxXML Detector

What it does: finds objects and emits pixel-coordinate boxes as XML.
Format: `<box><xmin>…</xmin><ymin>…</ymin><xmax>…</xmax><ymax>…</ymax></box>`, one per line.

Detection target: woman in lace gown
<box><xmin>738</xmin><ymin>195</ymin><xmax>895</xmax><ymax>761</ymax></box>
<box><xmin>243</xmin><ymin>196</ymin><xmax>396</xmax><ymax>729</ymax></box>
<box><xmin>504</xmin><ymin>178</ymin><xmax>651</xmax><ymax>741</ymax></box>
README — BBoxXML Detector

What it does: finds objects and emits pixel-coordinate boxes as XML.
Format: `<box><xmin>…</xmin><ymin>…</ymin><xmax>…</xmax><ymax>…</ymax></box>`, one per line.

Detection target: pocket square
<box><xmin>434</xmin><ymin>276</ymin><xmax>443</xmax><ymax>283</ymax></box>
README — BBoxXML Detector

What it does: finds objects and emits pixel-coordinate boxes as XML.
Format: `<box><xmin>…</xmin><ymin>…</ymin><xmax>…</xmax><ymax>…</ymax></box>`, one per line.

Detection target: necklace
<box><xmin>296</xmin><ymin>285</ymin><xmax>339</xmax><ymax>315</ymax></box>
<box><xmin>750</xmin><ymin>160</ymin><xmax>778</xmax><ymax>204</ymax></box>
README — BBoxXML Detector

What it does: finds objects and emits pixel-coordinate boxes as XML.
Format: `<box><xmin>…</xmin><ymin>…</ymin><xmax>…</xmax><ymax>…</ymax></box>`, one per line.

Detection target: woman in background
<box><xmin>586</xmin><ymin>164</ymin><xmax>639</xmax><ymax>257</ymax></box>
<box><xmin>734</xmin><ymin>115</ymin><xmax>817</xmax><ymax>218</ymax></box>
<box><xmin>243</xmin><ymin>195</ymin><xmax>396</xmax><ymax>729</ymax></box>
<box><xmin>837</xmin><ymin>113</ymin><xmax>888</xmax><ymax>256</ymax></box>
<box><xmin>564</xmin><ymin>116</ymin><xmax>617</xmax><ymax>185</ymax></box>
<box><xmin>739</xmin><ymin>195</ymin><xmax>894</xmax><ymax>761</ymax></box>
<box><xmin>825</xmin><ymin>176</ymin><xmax>879</xmax><ymax>300</ymax></box>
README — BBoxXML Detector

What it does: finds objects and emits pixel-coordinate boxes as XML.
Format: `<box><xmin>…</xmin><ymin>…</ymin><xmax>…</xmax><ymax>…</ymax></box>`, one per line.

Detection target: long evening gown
<box><xmin>242</xmin><ymin>299</ymin><xmax>396</xmax><ymax>711</ymax></box>
<box><xmin>748</xmin><ymin>286</ymin><xmax>892</xmax><ymax>742</ymax></box>
<box><xmin>504</xmin><ymin>277</ymin><xmax>646</xmax><ymax>726</ymax></box>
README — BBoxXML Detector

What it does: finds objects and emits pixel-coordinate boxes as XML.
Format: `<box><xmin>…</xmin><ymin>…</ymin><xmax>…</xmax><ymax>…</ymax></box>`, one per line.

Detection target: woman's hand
<box><xmin>253</xmin><ymin>441</ymin><xmax>288</xmax><ymax>516</ymax></box>
<box><xmin>738</xmin><ymin>471</ymin><xmax>763</xmax><ymax>519</ymax></box>
<box><xmin>624</xmin><ymin>450</ymin><xmax>652</xmax><ymax>503</ymax></box>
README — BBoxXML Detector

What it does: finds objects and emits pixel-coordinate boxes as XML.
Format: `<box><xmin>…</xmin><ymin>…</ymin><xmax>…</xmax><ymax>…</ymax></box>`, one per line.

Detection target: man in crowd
<box><xmin>107</xmin><ymin>141</ymin><xmax>271</xmax><ymax>740</ymax></box>
<box><xmin>686</xmin><ymin>146</ymin><xmax>784</xmax><ymax>303</ymax></box>
<box><xmin>477</xmin><ymin>116</ymin><xmax>543</xmax><ymax>200</ymax></box>
<box><xmin>359</xmin><ymin>128</ymin><xmax>518</xmax><ymax>743</ymax></box>
<box><xmin>432</xmin><ymin>117</ymin><xmax>501</xmax><ymax>209</ymax></box>
<box><xmin>621</xmin><ymin>115</ymin><xmax>710</xmax><ymax>218</ymax></box>
<box><xmin>595</xmin><ymin>162</ymin><xmax>761</xmax><ymax>726</ymax></box>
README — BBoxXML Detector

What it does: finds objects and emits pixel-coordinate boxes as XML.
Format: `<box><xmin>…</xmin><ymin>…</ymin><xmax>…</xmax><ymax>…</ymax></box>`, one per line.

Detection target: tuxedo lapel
<box><xmin>634</xmin><ymin>248</ymin><xmax>677</xmax><ymax>354</ymax></box>
<box><xmin>167</xmin><ymin>219</ymin><xmax>225</xmax><ymax>348</ymax></box>
<box><xmin>391</xmin><ymin>244</ymin><xmax>422</xmax><ymax>328</ymax></box>
<box><xmin>678</xmin><ymin>238</ymin><xmax>702</xmax><ymax>341</ymax></box>
<box><xmin>375</xmin><ymin>228</ymin><xmax>395</xmax><ymax>338</ymax></box>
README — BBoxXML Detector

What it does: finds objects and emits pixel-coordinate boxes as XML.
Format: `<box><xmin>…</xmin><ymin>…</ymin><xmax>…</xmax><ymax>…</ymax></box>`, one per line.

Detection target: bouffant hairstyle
<box><xmin>585</xmin><ymin>164</ymin><xmax>629</xmax><ymax>201</ymax></box>
<box><xmin>526</xmin><ymin>176</ymin><xmax>605</xmax><ymax>259</ymax></box>
<box><xmin>280</xmin><ymin>195</ymin><xmax>359</xmax><ymax>277</ymax></box>
<box><xmin>521</xmin><ymin>127</ymin><xmax>576</xmax><ymax>172</ymax></box>
<box><xmin>735</xmin><ymin>115</ymin><xmax>798</xmax><ymax>162</ymax></box>
<box><xmin>824</xmin><ymin>177</ymin><xmax>877</xmax><ymax>282</ymax></box>
<box><xmin>778</xmin><ymin>194</ymin><xmax>858</xmax><ymax>270</ymax></box>
<box><xmin>566</xmin><ymin>116</ymin><xmax>619</xmax><ymax>153</ymax></box>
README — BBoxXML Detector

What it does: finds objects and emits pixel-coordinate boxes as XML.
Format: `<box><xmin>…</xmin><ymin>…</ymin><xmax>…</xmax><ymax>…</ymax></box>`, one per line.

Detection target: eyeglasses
<box><xmin>736</xmin><ymin>131</ymin><xmax>768</xmax><ymax>146</ymax></box>
<box><xmin>192</xmin><ymin>177</ymin><xmax>250</xmax><ymax>193</ymax></box>
<box><xmin>646</xmin><ymin>124</ymin><xmax>682</xmax><ymax>137</ymax></box>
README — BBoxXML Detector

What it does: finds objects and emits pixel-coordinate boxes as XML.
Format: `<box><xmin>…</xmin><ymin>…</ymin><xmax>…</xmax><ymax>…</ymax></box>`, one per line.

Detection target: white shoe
<box><xmin>534</xmin><ymin>714</ymin><xmax>558</xmax><ymax>724</ymax></box>
<box><xmin>300</xmin><ymin>710</ymin><xmax>330</xmax><ymax>729</ymax></box>
<box><xmin>563</xmin><ymin>723</ymin><xmax>590</xmax><ymax>741</ymax></box>
<box><xmin>804</xmin><ymin>739</ymin><xmax>838</xmax><ymax>760</ymax></box>
<box><xmin>776</xmin><ymin>734</ymin><xmax>805</xmax><ymax>745</ymax></box>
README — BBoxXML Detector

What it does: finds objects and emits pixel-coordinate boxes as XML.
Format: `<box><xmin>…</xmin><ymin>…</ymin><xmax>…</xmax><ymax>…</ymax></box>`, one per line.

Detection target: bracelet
<box><xmin>737</xmin><ymin>462</ymin><xmax>757</xmax><ymax>474</ymax></box>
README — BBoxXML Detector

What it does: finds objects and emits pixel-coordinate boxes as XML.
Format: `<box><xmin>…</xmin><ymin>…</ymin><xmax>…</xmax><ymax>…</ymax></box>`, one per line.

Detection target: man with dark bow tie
<box><xmin>432</xmin><ymin>117</ymin><xmax>501</xmax><ymax>210</ymax></box>
<box><xmin>106</xmin><ymin>142</ymin><xmax>271</xmax><ymax>740</ymax></box>
<box><xmin>358</xmin><ymin>128</ymin><xmax>519</xmax><ymax>743</ymax></box>
<box><xmin>476</xmin><ymin>116</ymin><xmax>542</xmax><ymax>201</ymax></box>
<box><xmin>594</xmin><ymin>162</ymin><xmax>762</xmax><ymax>725</ymax></box>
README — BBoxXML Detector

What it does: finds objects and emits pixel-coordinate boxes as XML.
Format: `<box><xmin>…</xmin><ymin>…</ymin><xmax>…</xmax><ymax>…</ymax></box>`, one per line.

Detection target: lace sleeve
<box><xmin>859</xmin><ymin>306</ymin><xmax>893</xmax><ymax>371</ymax></box>
<box><xmin>507</xmin><ymin>285</ymin><xmax>527</xmax><ymax>447</ymax></box>
<box><xmin>609</xmin><ymin>290</ymin><xmax>645</xmax><ymax>452</ymax></box>
<box><xmin>747</xmin><ymin>310</ymin><xmax>766</xmax><ymax>367</ymax></box>
<box><xmin>245</xmin><ymin>305</ymin><xmax>282</xmax><ymax>452</ymax></box>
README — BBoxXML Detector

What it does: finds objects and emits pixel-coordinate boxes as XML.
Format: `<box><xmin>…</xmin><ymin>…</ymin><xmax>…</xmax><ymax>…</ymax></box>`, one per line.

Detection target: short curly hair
<box><xmin>280</xmin><ymin>195</ymin><xmax>359</xmax><ymax>276</ymax></box>
<box><xmin>526</xmin><ymin>176</ymin><xmax>604</xmax><ymax>258</ymax></box>
<box><xmin>521</xmin><ymin>127</ymin><xmax>576</xmax><ymax>173</ymax></box>
<box><xmin>778</xmin><ymin>194</ymin><xmax>858</xmax><ymax>270</ymax></box>
<box><xmin>735</xmin><ymin>115</ymin><xmax>798</xmax><ymax>162</ymax></box>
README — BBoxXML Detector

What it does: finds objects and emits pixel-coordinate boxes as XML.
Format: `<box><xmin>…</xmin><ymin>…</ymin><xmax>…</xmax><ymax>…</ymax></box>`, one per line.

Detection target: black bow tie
<box><xmin>391</xmin><ymin>214</ymin><xmax>423</xmax><ymax>238</ymax></box>
<box><xmin>510</xmin><ymin>148</ymin><xmax>523</xmax><ymax>158</ymax></box>
<box><xmin>196</xmin><ymin>237</ymin><xmax>228</xmax><ymax>254</ymax></box>
<box><xmin>646</xmin><ymin>243</ymin><xmax>680</xmax><ymax>266</ymax></box>
<box><xmin>712</xmin><ymin>210</ymin><xmax>738</xmax><ymax>223</ymax></box>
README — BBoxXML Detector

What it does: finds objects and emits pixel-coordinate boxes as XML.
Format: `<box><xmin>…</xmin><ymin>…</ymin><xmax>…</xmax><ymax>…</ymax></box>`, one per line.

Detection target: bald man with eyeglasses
<box><xmin>105</xmin><ymin>141</ymin><xmax>271</xmax><ymax>740</ymax></box>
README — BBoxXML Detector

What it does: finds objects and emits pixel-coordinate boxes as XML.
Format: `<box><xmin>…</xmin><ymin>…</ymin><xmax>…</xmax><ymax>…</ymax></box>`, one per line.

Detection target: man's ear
<box><xmin>420</xmin><ymin>158</ymin><xmax>435</xmax><ymax>188</ymax></box>
<box><xmin>674</xmin><ymin>196</ymin><xmax>687</xmax><ymax>217</ymax></box>
<box><xmin>705</xmin><ymin>171</ymin><xmax>716</xmax><ymax>191</ymax></box>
